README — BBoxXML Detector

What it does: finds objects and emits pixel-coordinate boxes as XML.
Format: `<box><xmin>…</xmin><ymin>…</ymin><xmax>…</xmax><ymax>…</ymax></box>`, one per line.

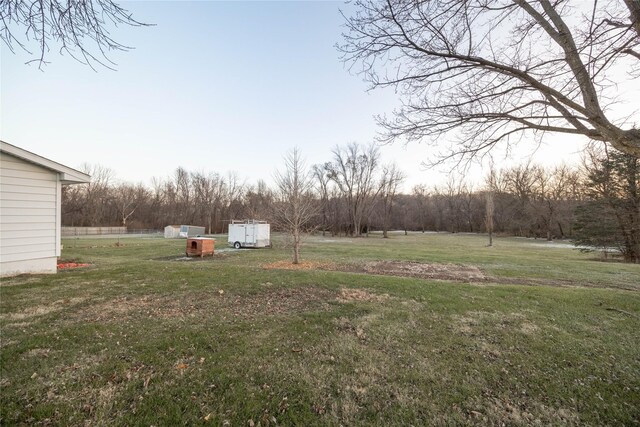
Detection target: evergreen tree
<box><xmin>576</xmin><ymin>149</ymin><xmax>640</xmax><ymax>263</ymax></box>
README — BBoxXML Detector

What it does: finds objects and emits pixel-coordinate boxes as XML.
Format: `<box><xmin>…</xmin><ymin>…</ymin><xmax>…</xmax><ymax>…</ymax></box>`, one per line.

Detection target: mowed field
<box><xmin>1</xmin><ymin>233</ymin><xmax>639</xmax><ymax>426</ymax></box>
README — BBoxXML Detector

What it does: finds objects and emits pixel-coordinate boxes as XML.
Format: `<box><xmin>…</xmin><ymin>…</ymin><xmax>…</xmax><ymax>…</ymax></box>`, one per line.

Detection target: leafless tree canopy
<box><xmin>325</xmin><ymin>143</ymin><xmax>383</xmax><ymax>236</ymax></box>
<box><xmin>379</xmin><ymin>163</ymin><xmax>405</xmax><ymax>237</ymax></box>
<box><xmin>1</xmin><ymin>0</ymin><xmax>147</xmax><ymax>68</ymax></box>
<box><xmin>340</xmin><ymin>0</ymin><xmax>640</xmax><ymax>161</ymax></box>
<box><xmin>273</xmin><ymin>148</ymin><xmax>318</xmax><ymax>264</ymax></box>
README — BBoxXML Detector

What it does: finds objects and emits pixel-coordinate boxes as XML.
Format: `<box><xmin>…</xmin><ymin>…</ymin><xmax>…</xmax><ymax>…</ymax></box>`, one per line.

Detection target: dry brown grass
<box><xmin>336</xmin><ymin>288</ymin><xmax>389</xmax><ymax>303</ymax></box>
<box><xmin>0</xmin><ymin>297</ymin><xmax>86</xmax><ymax>321</ymax></box>
<box><xmin>69</xmin><ymin>287</ymin><xmax>337</xmax><ymax>323</ymax></box>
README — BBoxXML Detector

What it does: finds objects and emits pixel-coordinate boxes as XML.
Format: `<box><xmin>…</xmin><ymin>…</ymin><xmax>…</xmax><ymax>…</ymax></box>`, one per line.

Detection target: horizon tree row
<box><xmin>61</xmin><ymin>143</ymin><xmax>638</xmax><ymax>261</ymax></box>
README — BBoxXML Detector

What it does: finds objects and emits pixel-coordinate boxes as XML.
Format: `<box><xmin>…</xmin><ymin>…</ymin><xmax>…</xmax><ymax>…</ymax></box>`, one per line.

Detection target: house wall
<box><xmin>0</xmin><ymin>152</ymin><xmax>59</xmax><ymax>276</ymax></box>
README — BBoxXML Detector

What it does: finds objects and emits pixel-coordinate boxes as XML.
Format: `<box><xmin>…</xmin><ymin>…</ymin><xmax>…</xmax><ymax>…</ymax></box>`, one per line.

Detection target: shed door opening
<box><xmin>191</xmin><ymin>241</ymin><xmax>198</xmax><ymax>250</ymax></box>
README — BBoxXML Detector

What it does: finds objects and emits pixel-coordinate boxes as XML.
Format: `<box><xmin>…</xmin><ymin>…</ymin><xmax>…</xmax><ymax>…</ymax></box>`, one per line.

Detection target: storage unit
<box><xmin>164</xmin><ymin>225</ymin><xmax>181</xmax><ymax>238</ymax></box>
<box><xmin>228</xmin><ymin>220</ymin><xmax>271</xmax><ymax>249</ymax></box>
<box><xmin>186</xmin><ymin>237</ymin><xmax>214</xmax><ymax>257</ymax></box>
<box><xmin>164</xmin><ymin>225</ymin><xmax>205</xmax><ymax>238</ymax></box>
<box><xmin>179</xmin><ymin>225</ymin><xmax>205</xmax><ymax>238</ymax></box>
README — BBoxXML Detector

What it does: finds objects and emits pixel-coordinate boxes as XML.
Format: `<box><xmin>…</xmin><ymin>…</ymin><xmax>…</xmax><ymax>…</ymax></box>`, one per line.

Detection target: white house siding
<box><xmin>0</xmin><ymin>152</ymin><xmax>59</xmax><ymax>275</ymax></box>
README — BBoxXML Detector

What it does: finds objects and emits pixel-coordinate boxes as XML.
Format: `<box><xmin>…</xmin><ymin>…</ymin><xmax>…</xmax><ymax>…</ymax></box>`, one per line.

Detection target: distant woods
<box><xmin>62</xmin><ymin>143</ymin><xmax>640</xmax><ymax>262</ymax></box>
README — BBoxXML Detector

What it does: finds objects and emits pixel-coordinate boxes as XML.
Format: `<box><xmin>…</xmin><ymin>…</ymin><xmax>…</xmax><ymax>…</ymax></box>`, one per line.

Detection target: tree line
<box><xmin>62</xmin><ymin>143</ymin><xmax>639</xmax><ymax>262</ymax></box>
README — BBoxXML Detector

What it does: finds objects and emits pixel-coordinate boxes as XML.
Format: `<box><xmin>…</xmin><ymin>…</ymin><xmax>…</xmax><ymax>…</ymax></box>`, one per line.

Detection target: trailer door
<box><xmin>245</xmin><ymin>224</ymin><xmax>255</xmax><ymax>245</ymax></box>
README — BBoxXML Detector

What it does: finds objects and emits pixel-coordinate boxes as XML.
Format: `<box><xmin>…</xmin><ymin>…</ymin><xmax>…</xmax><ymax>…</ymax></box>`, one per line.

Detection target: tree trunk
<box><xmin>292</xmin><ymin>229</ymin><xmax>300</xmax><ymax>264</ymax></box>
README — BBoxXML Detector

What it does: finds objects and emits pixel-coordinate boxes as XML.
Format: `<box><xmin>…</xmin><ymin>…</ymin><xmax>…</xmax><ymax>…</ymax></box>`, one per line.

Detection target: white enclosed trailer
<box><xmin>228</xmin><ymin>220</ymin><xmax>271</xmax><ymax>249</ymax></box>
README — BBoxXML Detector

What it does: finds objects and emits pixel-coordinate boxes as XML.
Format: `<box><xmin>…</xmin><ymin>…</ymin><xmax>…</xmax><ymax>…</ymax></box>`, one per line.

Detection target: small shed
<box><xmin>164</xmin><ymin>225</ymin><xmax>205</xmax><ymax>238</ymax></box>
<box><xmin>228</xmin><ymin>220</ymin><xmax>271</xmax><ymax>249</ymax></box>
<box><xmin>164</xmin><ymin>225</ymin><xmax>181</xmax><ymax>239</ymax></box>
<box><xmin>1</xmin><ymin>141</ymin><xmax>91</xmax><ymax>276</ymax></box>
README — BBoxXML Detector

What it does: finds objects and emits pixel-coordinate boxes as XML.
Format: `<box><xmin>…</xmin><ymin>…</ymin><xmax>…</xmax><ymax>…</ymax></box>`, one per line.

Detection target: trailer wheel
<box><xmin>233</xmin><ymin>242</ymin><xmax>241</xmax><ymax>249</ymax></box>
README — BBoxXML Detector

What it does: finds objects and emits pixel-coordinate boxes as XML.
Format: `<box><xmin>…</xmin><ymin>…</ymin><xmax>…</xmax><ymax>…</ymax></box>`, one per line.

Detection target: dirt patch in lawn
<box><xmin>263</xmin><ymin>260</ymin><xmax>337</xmax><ymax>271</ymax></box>
<box><xmin>265</xmin><ymin>259</ymin><xmax>635</xmax><ymax>290</ymax></box>
<box><xmin>265</xmin><ymin>259</ymin><xmax>486</xmax><ymax>282</ymax></box>
<box><xmin>353</xmin><ymin>260</ymin><xmax>486</xmax><ymax>282</ymax></box>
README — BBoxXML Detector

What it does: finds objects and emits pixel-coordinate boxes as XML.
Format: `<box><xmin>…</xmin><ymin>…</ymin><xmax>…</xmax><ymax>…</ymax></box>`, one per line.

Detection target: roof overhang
<box><xmin>1</xmin><ymin>141</ymin><xmax>91</xmax><ymax>184</ymax></box>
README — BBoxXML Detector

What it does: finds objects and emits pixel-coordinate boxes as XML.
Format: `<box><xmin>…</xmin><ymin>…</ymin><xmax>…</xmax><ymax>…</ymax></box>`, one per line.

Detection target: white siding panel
<box><xmin>1</xmin><ymin>192</ymin><xmax>56</xmax><ymax>202</ymax></box>
<box><xmin>0</xmin><ymin>200</ymin><xmax>56</xmax><ymax>209</ymax></box>
<box><xmin>0</xmin><ymin>222</ymin><xmax>57</xmax><ymax>232</ymax></box>
<box><xmin>1</xmin><ymin>168</ymin><xmax>57</xmax><ymax>181</ymax></box>
<box><xmin>2</xmin><ymin>242</ymin><xmax>56</xmax><ymax>253</ymax></box>
<box><xmin>1</xmin><ymin>215</ymin><xmax>56</xmax><ymax>224</ymax></box>
<box><xmin>0</xmin><ymin>153</ymin><xmax>59</xmax><ymax>268</ymax></box>
<box><xmin>0</xmin><ymin>186</ymin><xmax>57</xmax><ymax>196</ymax></box>
<box><xmin>0</xmin><ymin>156</ymin><xmax>57</xmax><ymax>173</ymax></box>
<box><xmin>1</xmin><ymin>208</ymin><xmax>56</xmax><ymax>216</ymax></box>
<box><xmin>0</xmin><ymin>229</ymin><xmax>57</xmax><ymax>239</ymax></box>
<box><xmin>0</xmin><ymin>176</ymin><xmax>58</xmax><ymax>189</ymax></box>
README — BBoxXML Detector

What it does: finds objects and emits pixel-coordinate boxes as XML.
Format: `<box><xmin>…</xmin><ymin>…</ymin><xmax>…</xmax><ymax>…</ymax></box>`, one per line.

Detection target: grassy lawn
<box><xmin>1</xmin><ymin>233</ymin><xmax>639</xmax><ymax>425</ymax></box>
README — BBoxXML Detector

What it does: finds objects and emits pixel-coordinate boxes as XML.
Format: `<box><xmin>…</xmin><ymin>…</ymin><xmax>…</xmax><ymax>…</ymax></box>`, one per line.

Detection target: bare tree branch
<box><xmin>340</xmin><ymin>0</ymin><xmax>640</xmax><ymax>162</ymax></box>
<box><xmin>1</xmin><ymin>0</ymin><xmax>150</xmax><ymax>69</ymax></box>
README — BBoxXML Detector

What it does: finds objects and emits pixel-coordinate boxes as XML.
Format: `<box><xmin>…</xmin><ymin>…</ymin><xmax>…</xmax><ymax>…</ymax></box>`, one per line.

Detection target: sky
<box><xmin>1</xmin><ymin>1</ymin><xmax>635</xmax><ymax>192</ymax></box>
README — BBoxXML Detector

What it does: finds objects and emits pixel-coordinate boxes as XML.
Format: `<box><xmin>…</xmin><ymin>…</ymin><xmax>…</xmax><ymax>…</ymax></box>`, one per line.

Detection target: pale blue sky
<box><xmin>0</xmin><ymin>1</ymin><xmax>619</xmax><ymax>190</ymax></box>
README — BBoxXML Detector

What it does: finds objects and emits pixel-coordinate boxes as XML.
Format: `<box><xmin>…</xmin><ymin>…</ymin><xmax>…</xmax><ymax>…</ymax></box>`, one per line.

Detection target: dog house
<box><xmin>186</xmin><ymin>237</ymin><xmax>215</xmax><ymax>257</ymax></box>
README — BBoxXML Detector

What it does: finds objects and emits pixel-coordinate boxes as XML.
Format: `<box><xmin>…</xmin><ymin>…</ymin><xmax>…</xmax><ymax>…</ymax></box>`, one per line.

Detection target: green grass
<box><xmin>1</xmin><ymin>233</ymin><xmax>639</xmax><ymax>426</ymax></box>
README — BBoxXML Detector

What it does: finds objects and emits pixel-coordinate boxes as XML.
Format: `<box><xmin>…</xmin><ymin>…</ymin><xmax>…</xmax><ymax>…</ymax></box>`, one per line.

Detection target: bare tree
<box><xmin>223</xmin><ymin>172</ymin><xmax>245</xmax><ymax>227</ymax></box>
<box><xmin>341</xmin><ymin>0</ymin><xmax>640</xmax><ymax>161</ymax></box>
<box><xmin>273</xmin><ymin>148</ymin><xmax>317</xmax><ymax>264</ymax></box>
<box><xmin>192</xmin><ymin>172</ymin><xmax>227</xmax><ymax>234</ymax></box>
<box><xmin>412</xmin><ymin>184</ymin><xmax>429</xmax><ymax>233</ymax></box>
<box><xmin>503</xmin><ymin>164</ymin><xmax>537</xmax><ymax>236</ymax></box>
<box><xmin>1</xmin><ymin>0</ymin><xmax>149</xmax><ymax>69</ymax></box>
<box><xmin>326</xmin><ymin>143</ymin><xmax>382</xmax><ymax>236</ymax></box>
<box><xmin>484</xmin><ymin>165</ymin><xmax>498</xmax><ymax>246</ymax></box>
<box><xmin>312</xmin><ymin>164</ymin><xmax>331</xmax><ymax>236</ymax></box>
<box><xmin>244</xmin><ymin>180</ymin><xmax>274</xmax><ymax>220</ymax></box>
<box><xmin>112</xmin><ymin>183</ymin><xmax>145</xmax><ymax>228</ymax></box>
<box><xmin>78</xmin><ymin>163</ymin><xmax>113</xmax><ymax>226</ymax></box>
<box><xmin>379</xmin><ymin>163</ymin><xmax>406</xmax><ymax>238</ymax></box>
